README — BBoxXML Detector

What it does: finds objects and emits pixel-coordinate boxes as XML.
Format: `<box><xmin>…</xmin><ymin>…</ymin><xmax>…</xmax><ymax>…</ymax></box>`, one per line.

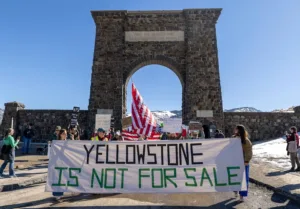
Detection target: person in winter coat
<box><xmin>68</xmin><ymin>126</ymin><xmax>80</xmax><ymax>140</ymax></box>
<box><xmin>199</xmin><ymin>127</ymin><xmax>205</xmax><ymax>139</ymax></box>
<box><xmin>111</xmin><ymin>131</ymin><xmax>122</xmax><ymax>141</ymax></box>
<box><xmin>215</xmin><ymin>129</ymin><xmax>225</xmax><ymax>138</ymax></box>
<box><xmin>286</xmin><ymin>126</ymin><xmax>300</xmax><ymax>172</ymax></box>
<box><xmin>91</xmin><ymin>128</ymin><xmax>108</xmax><ymax>141</ymax></box>
<box><xmin>52</xmin><ymin>129</ymin><xmax>68</xmax><ymax>201</ymax></box>
<box><xmin>0</xmin><ymin>128</ymin><xmax>19</xmax><ymax>178</ymax></box>
<box><xmin>107</xmin><ymin>128</ymin><xmax>115</xmax><ymax>141</ymax></box>
<box><xmin>22</xmin><ymin>123</ymin><xmax>34</xmax><ymax>154</ymax></box>
<box><xmin>234</xmin><ymin>125</ymin><xmax>253</xmax><ymax>202</ymax></box>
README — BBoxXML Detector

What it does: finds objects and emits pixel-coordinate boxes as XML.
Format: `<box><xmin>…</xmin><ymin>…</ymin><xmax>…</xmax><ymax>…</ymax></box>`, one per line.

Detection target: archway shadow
<box><xmin>266</xmin><ymin>170</ymin><xmax>290</xmax><ymax>177</ymax></box>
<box><xmin>270</xmin><ymin>184</ymin><xmax>300</xmax><ymax>204</ymax></box>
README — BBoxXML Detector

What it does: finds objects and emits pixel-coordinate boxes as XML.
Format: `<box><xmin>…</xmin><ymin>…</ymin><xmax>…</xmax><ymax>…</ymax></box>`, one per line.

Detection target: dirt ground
<box><xmin>0</xmin><ymin>155</ymin><xmax>48</xmax><ymax>170</ymax></box>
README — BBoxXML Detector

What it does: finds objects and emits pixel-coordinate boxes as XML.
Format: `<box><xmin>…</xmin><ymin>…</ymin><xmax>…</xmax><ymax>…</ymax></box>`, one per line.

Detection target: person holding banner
<box><xmin>52</xmin><ymin>129</ymin><xmax>68</xmax><ymax>200</ymax></box>
<box><xmin>91</xmin><ymin>128</ymin><xmax>108</xmax><ymax>141</ymax></box>
<box><xmin>234</xmin><ymin>125</ymin><xmax>253</xmax><ymax>202</ymax></box>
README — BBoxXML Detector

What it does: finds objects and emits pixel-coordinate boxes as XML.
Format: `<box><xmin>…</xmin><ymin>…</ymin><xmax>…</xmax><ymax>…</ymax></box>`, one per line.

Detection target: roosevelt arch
<box><xmin>89</xmin><ymin>9</ymin><xmax>224</xmax><ymax>130</ymax></box>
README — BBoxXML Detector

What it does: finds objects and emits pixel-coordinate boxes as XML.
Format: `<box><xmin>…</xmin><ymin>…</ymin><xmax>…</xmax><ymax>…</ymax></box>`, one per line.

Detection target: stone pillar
<box><xmin>183</xmin><ymin>9</ymin><xmax>224</xmax><ymax>129</ymax></box>
<box><xmin>88</xmin><ymin>11</ymin><xmax>126</xmax><ymax>130</ymax></box>
<box><xmin>0</xmin><ymin>102</ymin><xmax>25</xmax><ymax>137</ymax></box>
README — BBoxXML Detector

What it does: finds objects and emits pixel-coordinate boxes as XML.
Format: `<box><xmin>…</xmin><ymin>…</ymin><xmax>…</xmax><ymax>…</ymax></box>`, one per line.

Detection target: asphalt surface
<box><xmin>0</xmin><ymin>183</ymin><xmax>299</xmax><ymax>209</ymax></box>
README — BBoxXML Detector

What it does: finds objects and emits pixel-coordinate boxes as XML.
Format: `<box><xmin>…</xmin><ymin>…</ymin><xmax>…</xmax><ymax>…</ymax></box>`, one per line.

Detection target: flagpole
<box><xmin>131</xmin><ymin>76</ymin><xmax>134</xmax><ymax>85</ymax></box>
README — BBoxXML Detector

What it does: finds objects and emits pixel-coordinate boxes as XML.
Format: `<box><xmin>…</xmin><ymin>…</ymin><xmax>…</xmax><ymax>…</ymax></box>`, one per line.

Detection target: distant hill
<box><xmin>272</xmin><ymin>106</ymin><xmax>295</xmax><ymax>113</ymax></box>
<box><xmin>224</xmin><ymin>107</ymin><xmax>262</xmax><ymax>112</ymax></box>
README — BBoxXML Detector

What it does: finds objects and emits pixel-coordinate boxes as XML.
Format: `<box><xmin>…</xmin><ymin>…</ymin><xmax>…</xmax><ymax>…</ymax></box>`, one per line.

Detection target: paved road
<box><xmin>0</xmin><ymin>183</ymin><xmax>299</xmax><ymax>209</ymax></box>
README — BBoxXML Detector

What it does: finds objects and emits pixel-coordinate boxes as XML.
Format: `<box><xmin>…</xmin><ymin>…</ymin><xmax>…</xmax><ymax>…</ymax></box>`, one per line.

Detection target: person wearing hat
<box><xmin>49</xmin><ymin>126</ymin><xmax>61</xmax><ymax>143</ymax></box>
<box><xmin>91</xmin><ymin>128</ymin><xmax>108</xmax><ymax>141</ymax></box>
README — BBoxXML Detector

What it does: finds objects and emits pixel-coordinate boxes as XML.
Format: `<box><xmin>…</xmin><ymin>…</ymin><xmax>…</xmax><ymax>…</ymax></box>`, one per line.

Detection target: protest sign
<box><xmin>162</xmin><ymin>118</ymin><xmax>182</xmax><ymax>133</ymax></box>
<box><xmin>189</xmin><ymin>121</ymin><xmax>202</xmax><ymax>131</ymax></box>
<box><xmin>70</xmin><ymin>106</ymin><xmax>80</xmax><ymax>126</ymax></box>
<box><xmin>46</xmin><ymin>139</ymin><xmax>246</xmax><ymax>193</ymax></box>
<box><xmin>122</xmin><ymin>116</ymin><xmax>132</xmax><ymax>129</ymax></box>
<box><xmin>95</xmin><ymin>114</ymin><xmax>111</xmax><ymax>132</ymax></box>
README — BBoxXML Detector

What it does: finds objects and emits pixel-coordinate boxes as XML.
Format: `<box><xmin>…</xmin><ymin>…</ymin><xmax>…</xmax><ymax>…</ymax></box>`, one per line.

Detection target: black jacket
<box><xmin>23</xmin><ymin>128</ymin><xmax>35</xmax><ymax>139</ymax></box>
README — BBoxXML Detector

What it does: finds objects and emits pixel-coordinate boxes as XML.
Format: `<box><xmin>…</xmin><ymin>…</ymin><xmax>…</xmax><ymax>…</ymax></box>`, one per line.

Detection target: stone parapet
<box><xmin>224</xmin><ymin>112</ymin><xmax>300</xmax><ymax>141</ymax></box>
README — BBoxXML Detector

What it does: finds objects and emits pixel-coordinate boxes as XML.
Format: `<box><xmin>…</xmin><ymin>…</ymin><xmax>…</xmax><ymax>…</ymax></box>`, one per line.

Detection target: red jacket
<box><xmin>287</xmin><ymin>133</ymin><xmax>299</xmax><ymax>148</ymax></box>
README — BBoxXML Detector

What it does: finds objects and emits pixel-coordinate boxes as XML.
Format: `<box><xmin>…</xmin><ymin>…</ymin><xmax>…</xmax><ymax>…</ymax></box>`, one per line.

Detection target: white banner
<box><xmin>46</xmin><ymin>139</ymin><xmax>246</xmax><ymax>193</ymax></box>
<box><xmin>95</xmin><ymin>114</ymin><xmax>111</xmax><ymax>132</ymax></box>
<box><xmin>162</xmin><ymin>118</ymin><xmax>182</xmax><ymax>133</ymax></box>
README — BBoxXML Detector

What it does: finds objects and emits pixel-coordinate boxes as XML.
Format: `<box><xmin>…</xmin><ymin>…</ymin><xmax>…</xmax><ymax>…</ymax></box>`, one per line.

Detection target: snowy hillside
<box><xmin>224</xmin><ymin>107</ymin><xmax>261</xmax><ymax>112</ymax></box>
<box><xmin>152</xmin><ymin>110</ymin><xmax>181</xmax><ymax>124</ymax></box>
<box><xmin>127</xmin><ymin>106</ymin><xmax>295</xmax><ymax>124</ymax></box>
<box><xmin>272</xmin><ymin>106</ymin><xmax>295</xmax><ymax>113</ymax></box>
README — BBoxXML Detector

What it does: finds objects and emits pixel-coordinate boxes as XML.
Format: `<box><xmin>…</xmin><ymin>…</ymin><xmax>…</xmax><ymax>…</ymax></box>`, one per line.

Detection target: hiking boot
<box><xmin>290</xmin><ymin>168</ymin><xmax>295</xmax><ymax>172</ymax></box>
<box><xmin>234</xmin><ymin>191</ymin><xmax>238</xmax><ymax>198</ymax></box>
<box><xmin>239</xmin><ymin>195</ymin><xmax>245</xmax><ymax>202</ymax></box>
<box><xmin>296</xmin><ymin>167</ymin><xmax>300</xmax><ymax>171</ymax></box>
<box><xmin>9</xmin><ymin>175</ymin><xmax>17</xmax><ymax>178</ymax></box>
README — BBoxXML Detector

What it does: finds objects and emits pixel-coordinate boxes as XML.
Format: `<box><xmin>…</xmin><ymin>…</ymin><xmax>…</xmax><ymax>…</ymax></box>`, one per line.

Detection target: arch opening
<box><xmin>123</xmin><ymin>64</ymin><xmax>183</xmax><ymax>126</ymax></box>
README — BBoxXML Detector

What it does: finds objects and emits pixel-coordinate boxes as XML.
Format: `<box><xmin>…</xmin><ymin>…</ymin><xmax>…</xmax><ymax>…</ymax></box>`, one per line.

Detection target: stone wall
<box><xmin>224</xmin><ymin>111</ymin><xmax>300</xmax><ymax>141</ymax></box>
<box><xmin>17</xmin><ymin>110</ymin><xmax>89</xmax><ymax>142</ymax></box>
<box><xmin>1</xmin><ymin>102</ymin><xmax>300</xmax><ymax>142</ymax></box>
<box><xmin>0</xmin><ymin>102</ymin><xmax>89</xmax><ymax>142</ymax></box>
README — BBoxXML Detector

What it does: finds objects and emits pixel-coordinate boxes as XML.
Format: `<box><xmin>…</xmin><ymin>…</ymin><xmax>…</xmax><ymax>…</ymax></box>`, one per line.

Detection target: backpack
<box><xmin>0</xmin><ymin>142</ymin><xmax>12</xmax><ymax>160</ymax></box>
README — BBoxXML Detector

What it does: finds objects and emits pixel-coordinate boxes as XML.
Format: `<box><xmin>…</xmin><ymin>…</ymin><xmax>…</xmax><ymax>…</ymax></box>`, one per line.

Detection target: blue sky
<box><xmin>0</xmin><ymin>0</ymin><xmax>299</xmax><ymax>112</ymax></box>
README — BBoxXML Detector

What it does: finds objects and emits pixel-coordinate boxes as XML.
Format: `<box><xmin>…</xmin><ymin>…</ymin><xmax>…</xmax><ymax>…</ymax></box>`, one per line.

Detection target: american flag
<box><xmin>121</xmin><ymin>130</ymin><xmax>160</xmax><ymax>141</ymax></box>
<box><xmin>147</xmin><ymin>133</ymin><xmax>161</xmax><ymax>140</ymax></box>
<box><xmin>121</xmin><ymin>130</ymin><xmax>139</xmax><ymax>141</ymax></box>
<box><xmin>131</xmin><ymin>83</ymin><xmax>157</xmax><ymax>137</ymax></box>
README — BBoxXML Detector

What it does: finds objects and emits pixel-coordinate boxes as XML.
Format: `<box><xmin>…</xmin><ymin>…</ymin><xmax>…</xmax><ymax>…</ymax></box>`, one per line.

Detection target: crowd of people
<box><xmin>1</xmin><ymin>122</ymin><xmax>299</xmax><ymax>202</ymax></box>
<box><xmin>48</xmin><ymin>125</ymin><xmax>225</xmax><ymax>142</ymax></box>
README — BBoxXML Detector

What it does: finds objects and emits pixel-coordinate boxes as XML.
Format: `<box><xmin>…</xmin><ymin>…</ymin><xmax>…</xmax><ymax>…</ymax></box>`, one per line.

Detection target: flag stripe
<box><xmin>121</xmin><ymin>130</ymin><xmax>139</xmax><ymax>141</ymax></box>
<box><xmin>131</xmin><ymin>83</ymin><xmax>156</xmax><ymax>136</ymax></box>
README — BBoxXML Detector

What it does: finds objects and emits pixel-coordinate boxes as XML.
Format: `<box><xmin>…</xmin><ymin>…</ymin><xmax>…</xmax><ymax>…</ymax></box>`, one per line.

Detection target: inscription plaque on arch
<box><xmin>125</xmin><ymin>31</ymin><xmax>184</xmax><ymax>42</ymax></box>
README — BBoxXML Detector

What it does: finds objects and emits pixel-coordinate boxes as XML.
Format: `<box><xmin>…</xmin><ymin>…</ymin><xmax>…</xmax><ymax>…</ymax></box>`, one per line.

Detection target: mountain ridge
<box><xmin>0</xmin><ymin>107</ymin><xmax>295</xmax><ymax>125</ymax></box>
<box><xmin>151</xmin><ymin>107</ymin><xmax>295</xmax><ymax>123</ymax></box>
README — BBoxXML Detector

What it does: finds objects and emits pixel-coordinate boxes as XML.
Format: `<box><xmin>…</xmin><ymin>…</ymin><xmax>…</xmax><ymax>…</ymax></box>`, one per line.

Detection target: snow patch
<box><xmin>253</xmin><ymin>132</ymin><xmax>300</xmax><ymax>169</ymax></box>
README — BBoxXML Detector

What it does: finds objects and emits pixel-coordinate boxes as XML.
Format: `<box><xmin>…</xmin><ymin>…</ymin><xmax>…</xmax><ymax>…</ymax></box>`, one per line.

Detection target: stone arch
<box><xmin>124</xmin><ymin>55</ymin><xmax>184</xmax><ymax>87</ymax></box>
<box><xmin>122</xmin><ymin>55</ymin><xmax>185</xmax><ymax>117</ymax></box>
<box><xmin>89</xmin><ymin>9</ymin><xmax>224</xmax><ymax>130</ymax></box>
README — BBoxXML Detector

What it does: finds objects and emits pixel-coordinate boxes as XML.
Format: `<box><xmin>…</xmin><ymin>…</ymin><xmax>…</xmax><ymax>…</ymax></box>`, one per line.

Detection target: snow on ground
<box><xmin>253</xmin><ymin>132</ymin><xmax>300</xmax><ymax>169</ymax></box>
